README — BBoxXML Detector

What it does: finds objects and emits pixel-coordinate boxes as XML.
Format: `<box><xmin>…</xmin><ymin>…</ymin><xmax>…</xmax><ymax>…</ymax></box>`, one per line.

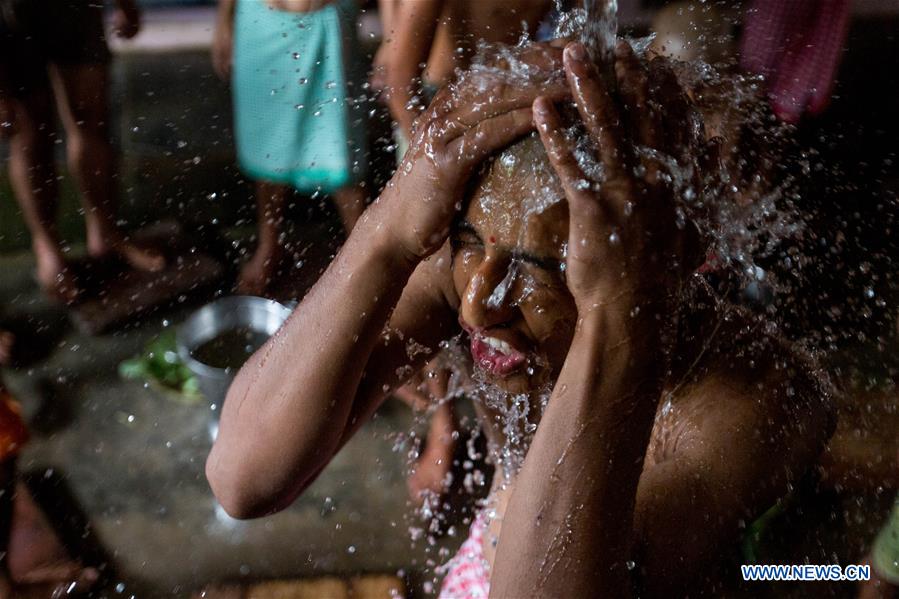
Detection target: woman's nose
<box><xmin>460</xmin><ymin>255</ymin><xmax>518</xmax><ymax>329</ymax></box>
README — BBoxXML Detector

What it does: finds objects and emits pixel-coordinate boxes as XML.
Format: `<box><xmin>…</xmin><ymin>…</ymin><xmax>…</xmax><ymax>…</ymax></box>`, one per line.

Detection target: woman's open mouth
<box><xmin>461</xmin><ymin>321</ymin><xmax>529</xmax><ymax>377</ymax></box>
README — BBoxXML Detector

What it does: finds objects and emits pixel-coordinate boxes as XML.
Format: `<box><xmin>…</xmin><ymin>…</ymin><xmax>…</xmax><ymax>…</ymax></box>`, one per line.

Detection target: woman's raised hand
<box><xmin>375</xmin><ymin>45</ymin><xmax>570</xmax><ymax>262</ymax></box>
<box><xmin>534</xmin><ymin>41</ymin><xmax>710</xmax><ymax>317</ymax></box>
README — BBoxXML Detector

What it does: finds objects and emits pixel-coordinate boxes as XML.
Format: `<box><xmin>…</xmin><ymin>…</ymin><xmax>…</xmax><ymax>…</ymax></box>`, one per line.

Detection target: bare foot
<box><xmin>407</xmin><ymin>435</ymin><xmax>455</xmax><ymax>505</ymax></box>
<box><xmin>86</xmin><ymin>221</ymin><xmax>166</xmax><ymax>273</ymax></box>
<box><xmin>89</xmin><ymin>235</ymin><xmax>165</xmax><ymax>273</ymax></box>
<box><xmin>34</xmin><ymin>249</ymin><xmax>80</xmax><ymax>306</ymax></box>
<box><xmin>237</xmin><ymin>244</ymin><xmax>282</xmax><ymax>297</ymax></box>
<box><xmin>0</xmin><ymin>330</ymin><xmax>13</xmax><ymax>366</ymax></box>
<box><xmin>114</xmin><ymin>239</ymin><xmax>166</xmax><ymax>273</ymax></box>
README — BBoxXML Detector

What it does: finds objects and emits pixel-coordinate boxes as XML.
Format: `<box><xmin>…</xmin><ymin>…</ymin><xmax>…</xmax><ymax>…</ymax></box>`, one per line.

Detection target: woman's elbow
<box><xmin>205</xmin><ymin>446</ymin><xmax>276</xmax><ymax>519</ymax></box>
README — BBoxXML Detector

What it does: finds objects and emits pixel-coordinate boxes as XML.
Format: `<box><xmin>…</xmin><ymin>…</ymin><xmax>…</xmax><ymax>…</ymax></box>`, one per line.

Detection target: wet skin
<box><xmin>208</xmin><ymin>40</ymin><xmax>834</xmax><ymax>598</ymax></box>
<box><xmin>451</xmin><ymin>139</ymin><xmax>576</xmax><ymax>395</ymax></box>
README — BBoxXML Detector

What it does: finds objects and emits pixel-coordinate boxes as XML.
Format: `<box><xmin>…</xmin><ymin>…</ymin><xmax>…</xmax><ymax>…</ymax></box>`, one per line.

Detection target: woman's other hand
<box><xmin>535</xmin><ymin>41</ymin><xmax>711</xmax><ymax>318</ymax></box>
<box><xmin>374</xmin><ymin>45</ymin><xmax>570</xmax><ymax>262</ymax></box>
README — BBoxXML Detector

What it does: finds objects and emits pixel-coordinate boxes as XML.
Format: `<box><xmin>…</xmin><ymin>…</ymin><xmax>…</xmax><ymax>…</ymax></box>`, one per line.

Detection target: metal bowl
<box><xmin>176</xmin><ymin>296</ymin><xmax>292</xmax><ymax>425</ymax></box>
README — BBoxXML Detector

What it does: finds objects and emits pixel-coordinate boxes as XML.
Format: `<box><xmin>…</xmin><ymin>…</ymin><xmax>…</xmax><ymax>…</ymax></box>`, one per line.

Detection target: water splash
<box><xmin>581</xmin><ymin>0</ymin><xmax>618</xmax><ymax>65</ymax></box>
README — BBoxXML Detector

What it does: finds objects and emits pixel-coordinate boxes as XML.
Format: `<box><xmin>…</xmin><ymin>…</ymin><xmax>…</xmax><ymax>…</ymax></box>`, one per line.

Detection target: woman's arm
<box><xmin>207</xmin><ymin>71</ymin><xmax>568</xmax><ymax>519</ymax></box>
<box><xmin>207</xmin><ymin>216</ymin><xmax>433</xmax><ymax>519</ymax></box>
<box><xmin>492</xmin><ymin>40</ymin><xmax>710</xmax><ymax>597</ymax></box>
<box><xmin>491</xmin><ymin>303</ymin><xmax>664</xmax><ymax>597</ymax></box>
<box><xmin>494</xmin><ymin>41</ymin><xmax>833</xmax><ymax>597</ymax></box>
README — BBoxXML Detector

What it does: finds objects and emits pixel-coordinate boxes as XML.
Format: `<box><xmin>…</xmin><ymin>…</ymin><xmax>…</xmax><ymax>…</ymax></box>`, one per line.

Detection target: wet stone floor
<box><xmin>0</xmin><ymin>245</ymin><xmax>451</xmax><ymax>597</ymax></box>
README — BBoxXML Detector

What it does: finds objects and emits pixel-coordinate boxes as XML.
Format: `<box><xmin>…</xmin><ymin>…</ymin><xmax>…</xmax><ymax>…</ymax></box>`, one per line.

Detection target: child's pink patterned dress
<box><xmin>439</xmin><ymin>510</ymin><xmax>491</xmax><ymax>598</ymax></box>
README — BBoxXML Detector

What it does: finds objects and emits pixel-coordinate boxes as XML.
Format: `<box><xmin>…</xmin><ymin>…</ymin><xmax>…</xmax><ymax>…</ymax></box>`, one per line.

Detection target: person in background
<box><xmin>212</xmin><ymin>0</ymin><xmax>368</xmax><ymax>296</ymax></box>
<box><xmin>0</xmin><ymin>0</ymin><xmax>163</xmax><ymax>304</ymax></box>
<box><xmin>372</xmin><ymin>0</ymin><xmax>553</xmax><ymax>158</ymax></box>
<box><xmin>392</xmin><ymin>361</ymin><xmax>458</xmax><ymax>505</ymax></box>
<box><xmin>739</xmin><ymin>0</ymin><xmax>852</xmax><ymax>125</ymax></box>
<box><xmin>651</xmin><ymin>0</ymin><xmax>852</xmax><ymax>125</ymax></box>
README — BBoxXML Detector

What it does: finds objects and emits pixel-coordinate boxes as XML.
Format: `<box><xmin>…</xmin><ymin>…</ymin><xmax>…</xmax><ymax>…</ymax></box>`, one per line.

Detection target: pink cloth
<box><xmin>740</xmin><ymin>0</ymin><xmax>852</xmax><ymax>123</ymax></box>
<box><xmin>439</xmin><ymin>511</ymin><xmax>491</xmax><ymax>598</ymax></box>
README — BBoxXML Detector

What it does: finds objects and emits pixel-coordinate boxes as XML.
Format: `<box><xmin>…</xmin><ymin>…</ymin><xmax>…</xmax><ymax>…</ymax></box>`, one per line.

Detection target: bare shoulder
<box><xmin>648</xmin><ymin>284</ymin><xmax>835</xmax><ymax>473</ymax></box>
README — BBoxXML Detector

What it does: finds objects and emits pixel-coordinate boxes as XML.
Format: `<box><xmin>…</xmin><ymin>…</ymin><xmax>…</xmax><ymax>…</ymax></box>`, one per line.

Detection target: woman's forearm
<box><xmin>490</xmin><ymin>307</ymin><xmax>664</xmax><ymax>598</ymax></box>
<box><xmin>207</xmin><ymin>209</ymin><xmax>419</xmax><ymax>518</ymax></box>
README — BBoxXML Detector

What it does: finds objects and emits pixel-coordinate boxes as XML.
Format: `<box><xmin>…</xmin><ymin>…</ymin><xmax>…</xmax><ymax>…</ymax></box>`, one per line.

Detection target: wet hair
<box><xmin>468</xmin><ymin>133</ymin><xmax>565</xmax><ymax>214</ymax></box>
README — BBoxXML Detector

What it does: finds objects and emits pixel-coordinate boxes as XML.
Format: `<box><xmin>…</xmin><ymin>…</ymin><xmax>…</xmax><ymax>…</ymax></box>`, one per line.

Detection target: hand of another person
<box><xmin>211</xmin><ymin>19</ymin><xmax>234</xmax><ymax>80</ymax></box>
<box><xmin>369</xmin><ymin>42</ymin><xmax>390</xmax><ymax>95</ymax></box>
<box><xmin>534</xmin><ymin>41</ymin><xmax>711</xmax><ymax>317</ymax></box>
<box><xmin>266</xmin><ymin>0</ymin><xmax>336</xmax><ymax>12</ymax></box>
<box><xmin>375</xmin><ymin>44</ymin><xmax>570</xmax><ymax>261</ymax></box>
<box><xmin>112</xmin><ymin>3</ymin><xmax>141</xmax><ymax>39</ymax></box>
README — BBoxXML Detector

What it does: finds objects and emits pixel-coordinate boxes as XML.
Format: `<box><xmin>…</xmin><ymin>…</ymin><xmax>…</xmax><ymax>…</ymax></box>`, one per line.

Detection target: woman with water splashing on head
<box><xmin>207</xmin><ymin>34</ymin><xmax>834</xmax><ymax>597</ymax></box>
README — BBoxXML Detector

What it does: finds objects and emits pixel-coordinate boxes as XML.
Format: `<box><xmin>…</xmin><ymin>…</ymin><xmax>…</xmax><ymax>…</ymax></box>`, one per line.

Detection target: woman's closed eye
<box><xmin>509</xmin><ymin>250</ymin><xmax>564</xmax><ymax>283</ymax></box>
<box><xmin>450</xmin><ymin>226</ymin><xmax>483</xmax><ymax>251</ymax></box>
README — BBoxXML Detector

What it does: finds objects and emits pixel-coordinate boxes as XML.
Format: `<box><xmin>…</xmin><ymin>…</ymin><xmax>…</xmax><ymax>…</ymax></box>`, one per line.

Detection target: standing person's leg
<box><xmin>238</xmin><ymin>180</ymin><xmax>289</xmax><ymax>296</ymax></box>
<box><xmin>50</xmin><ymin>63</ymin><xmax>164</xmax><ymax>273</ymax></box>
<box><xmin>332</xmin><ymin>184</ymin><xmax>366</xmax><ymax>234</ymax></box>
<box><xmin>3</xmin><ymin>88</ymin><xmax>80</xmax><ymax>303</ymax></box>
<box><xmin>398</xmin><ymin>363</ymin><xmax>458</xmax><ymax>505</ymax></box>
<box><xmin>408</xmin><ymin>400</ymin><xmax>456</xmax><ymax>503</ymax></box>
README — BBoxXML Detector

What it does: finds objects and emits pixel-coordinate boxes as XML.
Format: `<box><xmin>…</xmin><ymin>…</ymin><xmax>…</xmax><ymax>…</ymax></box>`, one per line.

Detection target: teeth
<box><xmin>482</xmin><ymin>336</ymin><xmax>513</xmax><ymax>355</ymax></box>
